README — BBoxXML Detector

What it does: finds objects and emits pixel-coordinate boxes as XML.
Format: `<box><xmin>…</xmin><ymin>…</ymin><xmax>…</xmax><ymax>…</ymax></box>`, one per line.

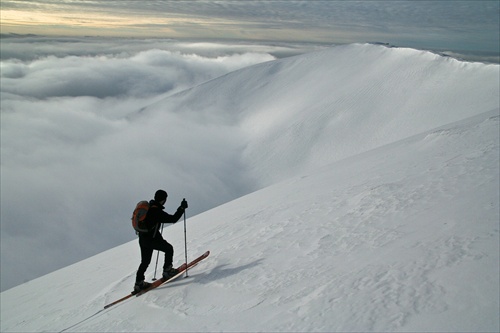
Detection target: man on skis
<box><xmin>134</xmin><ymin>189</ymin><xmax>188</xmax><ymax>292</ymax></box>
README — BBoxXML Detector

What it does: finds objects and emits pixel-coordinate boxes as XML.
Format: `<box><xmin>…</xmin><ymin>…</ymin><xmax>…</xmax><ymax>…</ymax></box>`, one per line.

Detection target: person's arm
<box><xmin>157</xmin><ymin>199</ymin><xmax>188</xmax><ymax>224</ymax></box>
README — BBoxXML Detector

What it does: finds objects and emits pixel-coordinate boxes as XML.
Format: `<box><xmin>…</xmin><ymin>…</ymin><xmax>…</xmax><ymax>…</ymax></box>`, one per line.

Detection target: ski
<box><xmin>103</xmin><ymin>250</ymin><xmax>210</xmax><ymax>309</ymax></box>
<box><xmin>134</xmin><ymin>251</ymin><xmax>208</xmax><ymax>297</ymax></box>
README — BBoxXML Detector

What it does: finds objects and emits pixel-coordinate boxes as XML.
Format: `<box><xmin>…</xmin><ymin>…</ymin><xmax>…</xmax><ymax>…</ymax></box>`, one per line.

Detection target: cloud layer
<box><xmin>1</xmin><ymin>36</ymin><xmax>498</xmax><ymax>293</ymax></box>
<box><xmin>1</xmin><ymin>38</ymin><xmax>312</xmax><ymax>291</ymax></box>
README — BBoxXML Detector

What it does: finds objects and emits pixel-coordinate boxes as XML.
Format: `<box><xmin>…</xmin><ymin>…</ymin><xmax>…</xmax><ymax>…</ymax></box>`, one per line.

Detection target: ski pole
<box><xmin>183</xmin><ymin>199</ymin><xmax>188</xmax><ymax>278</ymax></box>
<box><xmin>152</xmin><ymin>223</ymin><xmax>164</xmax><ymax>281</ymax></box>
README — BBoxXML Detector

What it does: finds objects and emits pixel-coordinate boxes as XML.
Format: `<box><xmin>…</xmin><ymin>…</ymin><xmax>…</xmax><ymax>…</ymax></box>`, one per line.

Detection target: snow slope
<box><xmin>1</xmin><ymin>44</ymin><xmax>499</xmax><ymax>332</ymax></box>
<box><xmin>140</xmin><ymin>43</ymin><xmax>499</xmax><ymax>186</ymax></box>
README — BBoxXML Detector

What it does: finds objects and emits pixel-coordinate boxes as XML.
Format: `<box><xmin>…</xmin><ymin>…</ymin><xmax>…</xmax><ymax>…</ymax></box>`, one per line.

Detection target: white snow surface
<box><xmin>1</xmin><ymin>44</ymin><xmax>499</xmax><ymax>332</ymax></box>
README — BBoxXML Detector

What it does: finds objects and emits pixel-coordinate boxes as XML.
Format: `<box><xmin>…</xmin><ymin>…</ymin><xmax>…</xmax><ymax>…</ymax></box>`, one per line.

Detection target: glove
<box><xmin>180</xmin><ymin>198</ymin><xmax>188</xmax><ymax>210</ymax></box>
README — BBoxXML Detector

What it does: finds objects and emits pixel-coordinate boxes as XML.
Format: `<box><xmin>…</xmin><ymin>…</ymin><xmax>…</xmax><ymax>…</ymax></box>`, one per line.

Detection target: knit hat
<box><xmin>154</xmin><ymin>189</ymin><xmax>168</xmax><ymax>202</ymax></box>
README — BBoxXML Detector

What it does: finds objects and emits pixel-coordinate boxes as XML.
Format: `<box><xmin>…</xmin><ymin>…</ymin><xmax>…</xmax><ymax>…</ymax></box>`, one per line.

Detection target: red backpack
<box><xmin>131</xmin><ymin>201</ymin><xmax>151</xmax><ymax>233</ymax></box>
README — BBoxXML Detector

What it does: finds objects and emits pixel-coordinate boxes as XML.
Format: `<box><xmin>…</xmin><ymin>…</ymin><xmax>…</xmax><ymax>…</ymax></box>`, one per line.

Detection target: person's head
<box><xmin>154</xmin><ymin>189</ymin><xmax>168</xmax><ymax>204</ymax></box>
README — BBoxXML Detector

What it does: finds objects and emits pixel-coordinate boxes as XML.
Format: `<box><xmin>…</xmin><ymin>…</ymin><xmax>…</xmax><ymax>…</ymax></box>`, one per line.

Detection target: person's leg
<box><xmin>151</xmin><ymin>237</ymin><xmax>176</xmax><ymax>276</ymax></box>
<box><xmin>163</xmin><ymin>242</ymin><xmax>174</xmax><ymax>270</ymax></box>
<box><xmin>136</xmin><ymin>237</ymin><xmax>154</xmax><ymax>283</ymax></box>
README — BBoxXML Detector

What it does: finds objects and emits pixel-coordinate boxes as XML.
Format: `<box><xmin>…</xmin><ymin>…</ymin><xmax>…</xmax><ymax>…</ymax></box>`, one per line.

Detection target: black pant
<box><xmin>136</xmin><ymin>235</ymin><xmax>174</xmax><ymax>283</ymax></box>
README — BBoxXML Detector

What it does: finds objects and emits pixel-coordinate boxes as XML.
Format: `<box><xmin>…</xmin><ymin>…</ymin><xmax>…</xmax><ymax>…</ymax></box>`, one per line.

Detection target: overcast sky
<box><xmin>1</xmin><ymin>0</ymin><xmax>499</xmax><ymax>55</ymax></box>
<box><xmin>1</xmin><ymin>1</ymin><xmax>499</xmax><ymax>292</ymax></box>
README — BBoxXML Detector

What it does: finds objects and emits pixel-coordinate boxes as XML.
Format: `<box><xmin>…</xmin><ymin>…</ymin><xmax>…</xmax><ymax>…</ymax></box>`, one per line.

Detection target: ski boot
<box><xmin>162</xmin><ymin>265</ymin><xmax>179</xmax><ymax>279</ymax></box>
<box><xmin>134</xmin><ymin>280</ymin><xmax>152</xmax><ymax>293</ymax></box>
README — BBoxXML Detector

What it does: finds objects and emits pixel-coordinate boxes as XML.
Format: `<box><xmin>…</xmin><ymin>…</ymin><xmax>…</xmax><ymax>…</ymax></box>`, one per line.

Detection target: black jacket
<box><xmin>140</xmin><ymin>200</ymin><xmax>185</xmax><ymax>239</ymax></box>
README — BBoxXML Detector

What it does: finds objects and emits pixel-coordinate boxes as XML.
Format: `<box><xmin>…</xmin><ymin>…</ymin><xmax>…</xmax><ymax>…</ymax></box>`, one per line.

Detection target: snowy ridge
<box><xmin>1</xmin><ymin>44</ymin><xmax>499</xmax><ymax>332</ymax></box>
<box><xmin>142</xmin><ymin>43</ymin><xmax>499</xmax><ymax>186</ymax></box>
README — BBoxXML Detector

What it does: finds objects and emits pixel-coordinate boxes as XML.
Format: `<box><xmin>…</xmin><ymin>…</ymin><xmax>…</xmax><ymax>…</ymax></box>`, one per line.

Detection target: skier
<box><xmin>134</xmin><ymin>189</ymin><xmax>188</xmax><ymax>292</ymax></box>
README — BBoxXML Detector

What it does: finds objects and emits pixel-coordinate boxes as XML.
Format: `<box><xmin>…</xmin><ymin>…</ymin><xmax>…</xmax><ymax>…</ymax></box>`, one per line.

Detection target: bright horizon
<box><xmin>1</xmin><ymin>0</ymin><xmax>499</xmax><ymax>57</ymax></box>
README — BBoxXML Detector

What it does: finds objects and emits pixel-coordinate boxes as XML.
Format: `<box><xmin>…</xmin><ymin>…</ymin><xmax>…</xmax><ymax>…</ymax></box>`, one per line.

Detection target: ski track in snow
<box><xmin>1</xmin><ymin>44</ymin><xmax>499</xmax><ymax>332</ymax></box>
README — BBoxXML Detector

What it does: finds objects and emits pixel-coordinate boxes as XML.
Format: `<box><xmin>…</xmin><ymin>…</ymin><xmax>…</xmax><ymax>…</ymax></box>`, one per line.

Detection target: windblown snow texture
<box><xmin>1</xmin><ymin>44</ymin><xmax>498</xmax><ymax>332</ymax></box>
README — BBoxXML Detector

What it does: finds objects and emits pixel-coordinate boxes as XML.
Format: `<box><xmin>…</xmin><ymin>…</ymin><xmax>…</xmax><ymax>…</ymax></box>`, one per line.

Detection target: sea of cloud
<box><xmin>1</xmin><ymin>27</ymin><xmax>498</xmax><ymax>292</ymax></box>
<box><xmin>0</xmin><ymin>37</ymin><xmax>328</xmax><ymax>291</ymax></box>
